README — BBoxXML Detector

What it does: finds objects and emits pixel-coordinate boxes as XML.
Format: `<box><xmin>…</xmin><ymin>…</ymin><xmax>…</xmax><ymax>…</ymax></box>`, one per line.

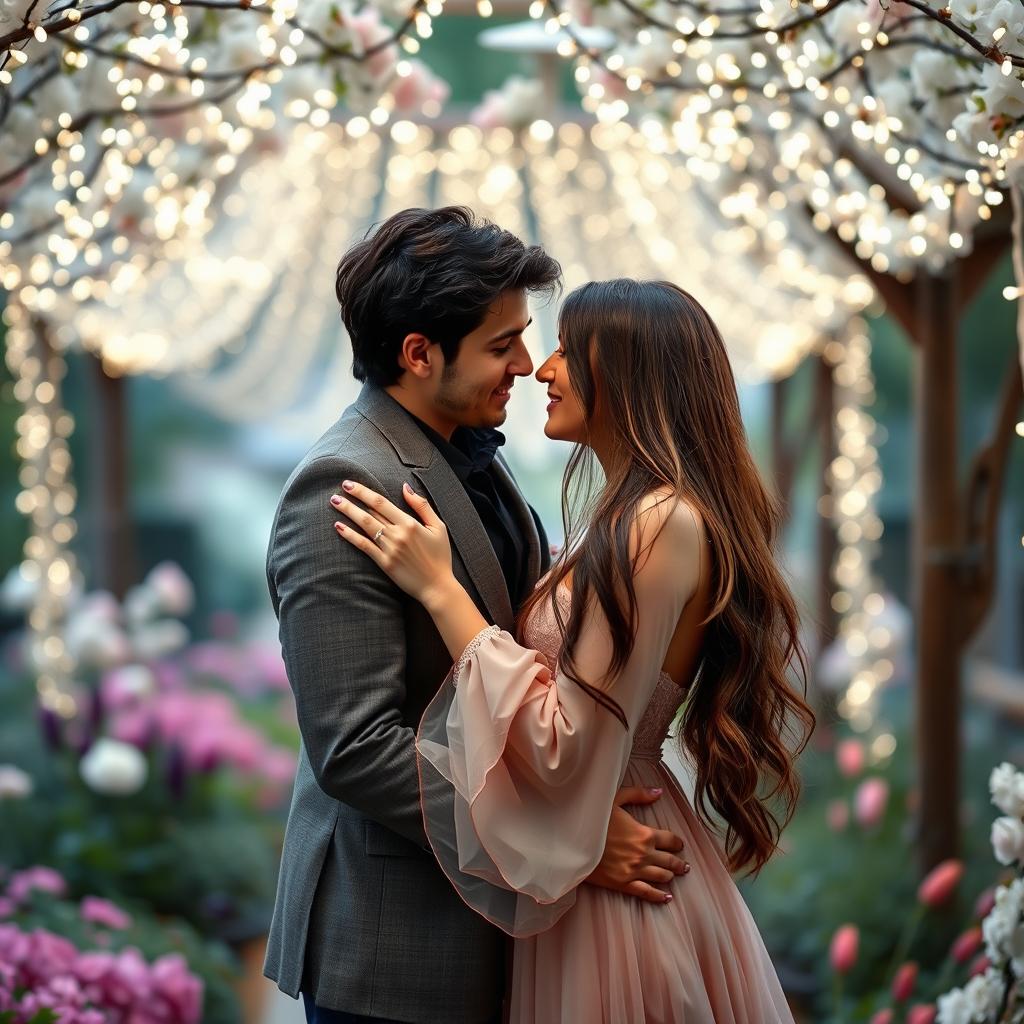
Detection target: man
<box><xmin>264</xmin><ymin>207</ymin><xmax>688</xmax><ymax>1024</ymax></box>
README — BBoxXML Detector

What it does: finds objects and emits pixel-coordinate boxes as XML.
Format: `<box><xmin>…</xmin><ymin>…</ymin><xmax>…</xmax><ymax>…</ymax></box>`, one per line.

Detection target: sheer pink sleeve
<box><xmin>416</xmin><ymin>497</ymin><xmax>701</xmax><ymax>936</ymax></box>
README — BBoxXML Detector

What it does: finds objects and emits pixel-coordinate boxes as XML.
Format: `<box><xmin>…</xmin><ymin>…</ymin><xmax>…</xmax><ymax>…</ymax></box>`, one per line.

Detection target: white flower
<box><xmin>938</xmin><ymin>968</ymin><xmax>1006</xmax><ymax>1022</ymax></box>
<box><xmin>990</xmin><ymin>762</ymin><xmax>1024</xmax><ymax>817</ymax></box>
<box><xmin>830</xmin><ymin>2</ymin><xmax>870</xmax><ymax>49</ymax></box>
<box><xmin>948</xmin><ymin>0</ymin><xmax>982</xmax><ymax>29</ymax></box>
<box><xmin>975</xmin><ymin>0</ymin><xmax>1024</xmax><ymax>46</ymax></box>
<box><xmin>79</xmin><ymin>739</ymin><xmax>148</xmax><ymax>796</ymax></box>
<box><xmin>144</xmin><ymin>562</ymin><xmax>195</xmax><ymax>618</ymax></box>
<box><xmin>983</xmin><ymin>878</ymin><xmax>1024</xmax><ymax>965</ymax></box>
<box><xmin>910</xmin><ymin>50</ymin><xmax>961</xmax><ymax>97</ymax></box>
<box><xmin>992</xmin><ymin>815</ymin><xmax>1024</xmax><ymax>865</ymax></box>
<box><xmin>131</xmin><ymin>620</ymin><xmax>190</xmax><ymax>661</ymax></box>
<box><xmin>0</xmin><ymin>765</ymin><xmax>33</xmax><ymax>799</ymax></box>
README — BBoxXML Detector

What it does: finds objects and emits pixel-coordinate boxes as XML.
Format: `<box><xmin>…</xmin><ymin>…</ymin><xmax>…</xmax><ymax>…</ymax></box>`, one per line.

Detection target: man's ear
<box><xmin>397</xmin><ymin>333</ymin><xmax>435</xmax><ymax>379</ymax></box>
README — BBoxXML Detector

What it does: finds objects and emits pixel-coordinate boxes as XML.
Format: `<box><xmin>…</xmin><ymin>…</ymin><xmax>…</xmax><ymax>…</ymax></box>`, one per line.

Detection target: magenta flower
<box><xmin>829</xmin><ymin>924</ymin><xmax>859</xmax><ymax>974</ymax></box>
<box><xmin>836</xmin><ymin>739</ymin><xmax>866</xmax><ymax>778</ymax></box>
<box><xmin>7</xmin><ymin>866</ymin><xmax>67</xmax><ymax>904</ymax></box>
<box><xmin>80</xmin><ymin>896</ymin><xmax>133</xmax><ymax>931</ymax></box>
<box><xmin>853</xmin><ymin>777</ymin><xmax>889</xmax><ymax>828</ymax></box>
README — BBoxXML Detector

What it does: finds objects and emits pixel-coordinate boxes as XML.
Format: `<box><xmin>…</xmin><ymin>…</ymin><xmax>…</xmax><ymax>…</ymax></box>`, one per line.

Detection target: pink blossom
<box><xmin>891</xmin><ymin>961</ymin><xmax>918</xmax><ymax>1002</ymax></box>
<box><xmin>391</xmin><ymin>61</ymin><xmax>450</xmax><ymax>116</ymax></box>
<box><xmin>870</xmin><ymin>1011</ymin><xmax>894</xmax><ymax>1024</ymax></box>
<box><xmin>907</xmin><ymin>1005</ymin><xmax>936</xmax><ymax>1024</ymax></box>
<box><xmin>349</xmin><ymin>7</ymin><xmax>397</xmax><ymax>79</ymax></box>
<box><xmin>0</xmin><ymin>899</ymin><xmax>13</xmax><ymax>918</ymax></box>
<box><xmin>7</xmin><ymin>865</ymin><xmax>67</xmax><ymax>903</ymax></box>
<box><xmin>836</xmin><ymin>738</ymin><xmax>865</xmax><ymax>778</ymax></box>
<box><xmin>853</xmin><ymin>777</ymin><xmax>889</xmax><ymax>827</ymax></box>
<box><xmin>80</xmin><ymin>896</ymin><xmax>132</xmax><ymax>931</ymax></box>
<box><xmin>917</xmin><ymin>859</ymin><xmax>963</xmax><ymax>908</ymax></box>
<box><xmin>826</xmin><ymin>799</ymin><xmax>849</xmax><ymax>832</ymax></box>
<box><xmin>829</xmin><ymin>924</ymin><xmax>859</xmax><ymax>974</ymax></box>
<box><xmin>109</xmin><ymin>708</ymin><xmax>156</xmax><ymax>749</ymax></box>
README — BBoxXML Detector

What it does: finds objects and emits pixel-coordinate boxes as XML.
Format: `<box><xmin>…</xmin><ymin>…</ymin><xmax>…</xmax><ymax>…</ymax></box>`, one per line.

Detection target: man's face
<box><xmin>434</xmin><ymin>290</ymin><xmax>534</xmax><ymax>429</ymax></box>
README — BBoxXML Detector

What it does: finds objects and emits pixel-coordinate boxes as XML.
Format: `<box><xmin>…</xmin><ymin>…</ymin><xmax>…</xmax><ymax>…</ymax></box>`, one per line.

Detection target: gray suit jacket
<box><xmin>263</xmin><ymin>383</ymin><xmax>550</xmax><ymax>1023</ymax></box>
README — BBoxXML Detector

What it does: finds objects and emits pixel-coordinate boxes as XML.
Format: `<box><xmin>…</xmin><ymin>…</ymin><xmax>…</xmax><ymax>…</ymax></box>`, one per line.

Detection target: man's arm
<box><xmin>271</xmin><ymin>455</ymin><xmax>426</xmax><ymax>846</ymax></box>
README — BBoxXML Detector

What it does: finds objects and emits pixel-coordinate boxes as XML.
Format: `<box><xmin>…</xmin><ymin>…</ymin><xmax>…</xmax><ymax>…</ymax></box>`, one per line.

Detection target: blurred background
<box><xmin>1</xmin><ymin>1</ymin><xmax>1023</xmax><ymax>1021</ymax></box>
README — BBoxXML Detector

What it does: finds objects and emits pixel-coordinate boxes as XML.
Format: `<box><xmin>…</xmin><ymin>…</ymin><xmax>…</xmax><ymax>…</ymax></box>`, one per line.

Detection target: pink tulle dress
<box><xmin>416</xmin><ymin>502</ymin><xmax>795</xmax><ymax>1023</ymax></box>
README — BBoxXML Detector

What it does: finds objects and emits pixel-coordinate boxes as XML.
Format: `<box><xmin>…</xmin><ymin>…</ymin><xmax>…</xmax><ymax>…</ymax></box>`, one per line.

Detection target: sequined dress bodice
<box><xmin>522</xmin><ymin>586</ymin><xmax>683</xmax><ymax>761</ymax></box>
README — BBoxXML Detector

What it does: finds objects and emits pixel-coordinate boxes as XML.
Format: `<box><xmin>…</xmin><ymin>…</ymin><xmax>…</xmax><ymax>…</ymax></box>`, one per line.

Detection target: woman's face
<box><xmin>535</xmin><ymin>336</ymin><xmax>588</xmax><ymax>443</ymax></box>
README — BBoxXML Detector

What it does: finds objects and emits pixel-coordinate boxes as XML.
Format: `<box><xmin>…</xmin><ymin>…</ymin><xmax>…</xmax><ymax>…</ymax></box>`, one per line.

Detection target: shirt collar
<box><xmin>408</xmin><ymin>414</ymin><xmax>505</xmax><ymax>481</ymax></box>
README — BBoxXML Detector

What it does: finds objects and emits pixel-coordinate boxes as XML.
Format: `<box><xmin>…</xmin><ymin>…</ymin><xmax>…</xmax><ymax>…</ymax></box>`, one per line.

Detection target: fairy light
<box><xmin>2</xmin><ymin>301</ymin><xmax>80</xmax><ymax>718</ymax></box>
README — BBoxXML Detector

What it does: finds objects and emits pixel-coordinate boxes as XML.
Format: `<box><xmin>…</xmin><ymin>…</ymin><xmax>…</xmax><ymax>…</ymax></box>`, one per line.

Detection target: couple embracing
<box><xmin>262</xmin><ymin>206</ymin><xmax>814</xmax><ymax>1024</ymax></box>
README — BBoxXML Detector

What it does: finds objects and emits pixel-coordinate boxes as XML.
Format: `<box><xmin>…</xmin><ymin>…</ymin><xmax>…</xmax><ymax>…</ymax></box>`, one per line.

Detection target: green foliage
<box><xmin>741</xmin><ymin>694</ymin><xmax>1005</xmax><ymax>1021</ymax></box>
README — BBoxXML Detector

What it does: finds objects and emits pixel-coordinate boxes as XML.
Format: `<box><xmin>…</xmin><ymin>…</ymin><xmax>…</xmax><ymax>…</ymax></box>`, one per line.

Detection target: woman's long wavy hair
<box><xmin>517</xmin><ymin>279</ymin><xmax>815</xmax><ymax>876</ymax></box>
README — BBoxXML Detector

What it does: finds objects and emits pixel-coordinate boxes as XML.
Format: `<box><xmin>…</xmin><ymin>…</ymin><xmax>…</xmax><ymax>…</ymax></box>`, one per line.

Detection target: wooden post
<box><xmin>815</xmin><ymin>352</ymin><xmax>838</xmax><ymax>656</ymax></box>
<box><xmin>88</xmin><ymin>355</ymin><xmax>134</xmax><ymax>600</ymax></box>
<box><xmin>913</xmin><ymin>270</ymin><xmax>963</xmax><ymax>871</ymax></box>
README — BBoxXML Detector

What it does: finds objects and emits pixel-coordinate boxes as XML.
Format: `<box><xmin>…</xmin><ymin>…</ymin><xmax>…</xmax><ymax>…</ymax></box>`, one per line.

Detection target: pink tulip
<box><xmin>836</xmin><ymin>738</ymin><xmax>865</xmax><ymax>778</ymax></box>
<box><xmin>854</xmin><ymin>777</ymin><xmax>889</xmax><ymax>827</ymax></box>
<box><xmin>968</xmin><ymin>954</ymin><xmax>991</xmax><ymax>978</ymax></box>
<box><xmin>870</xmin><ymin>1011</ymin><xmax>894</xmax><ymax>1024</ymax></box>
<box><xmin>974</xmin><ymin>887</ymin><xmax>996</xmax><ymax>919</ymax></box>
<box><xmin>951</xmin><ymin>927</ymin><xmax>983</xmax><ymax>964</ymax></box>
<box><xmin>829</xmin><ymin>924</ymin><xmax>859</xmax><ymax>974</ymax></box>
<box><xmin>907</xmin><ymin>1005</ymin><xmax>936</xmax><ymax>1024</ymax></box>
<box><xmin>826</xmin><ymin>800</ymin><xmax>850</xmax><ymax>832</ymax></box>
<box><xmin>917</xmin><ymin>859</ymin><xmax>963</xmax><ymax>908</ymax></box>
<box><xmin>892</xmin><ymin>962</ymin><xmax>918</xmax><ymax>1002</ymax></box>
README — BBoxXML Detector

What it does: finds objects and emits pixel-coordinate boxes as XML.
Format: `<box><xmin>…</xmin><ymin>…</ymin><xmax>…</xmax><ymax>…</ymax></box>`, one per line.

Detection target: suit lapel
<box><xmin>355</xmin><ymin>384</ymin><xmax>516</xmax><ymax>632</ymax></box>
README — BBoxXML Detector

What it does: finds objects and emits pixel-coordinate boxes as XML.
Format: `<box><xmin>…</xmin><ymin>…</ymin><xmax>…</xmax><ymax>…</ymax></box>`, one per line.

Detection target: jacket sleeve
<box><xmin>269</xmin><ymin>454</ymin><xmax>427</xmax><ymax>846</ymax></box>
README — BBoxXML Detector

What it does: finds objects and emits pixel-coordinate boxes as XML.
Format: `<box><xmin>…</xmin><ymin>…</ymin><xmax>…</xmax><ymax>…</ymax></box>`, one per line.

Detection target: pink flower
<box><xmin>870</xmin><ymin>1011</ymin><xmax>894</xmax><ymax>1024</ymax></box>
<box><xmin>951</xmin><ymin>926</ymin><xmax>983</xmax><ymax>964</ymax></box>
<box><xmin>974</xmin><ymin>887</ymin><xmax>996</xmax><ymax>919</ymax></box>
<box><xmin>829</xmin><ymin>924</ymin><xmax>859</xmax><ymax>974</ymax></box>
<box><xmin>349</xmin><ymin>7</ymin><xmax>396</xmax><ymax>79</ymax></box>
<box><xmin>109</xmin><ymin>708</ymin><xmax>156</xmax><ymax>749</ymax></box>
<box><xmin>391</xmin><ymin>60</ymin><xmax>450</xmax><ymax>116</ymax></box>
<box><xmin>854</xmin><ymin>777</ymin><xmax>889</xmax><ymax>827</ymax></box>
<box><xmin>826</xmin><ymin>799</ymin><xmax>849</xmax><ymax>832</ymax></box>
<box><xmin>151</xmin><ymin>952</ymin><xmax>203</xmax><ymax>1022</ymax></box>
<box><xmin>907</xmin><ymin>1005</ymin><xmax>936</xmax><ymax>1024</ymax></box>
<box><xmin>81</xmin><ymin>896</ymin><xmax>132</xmax><ymax>931</ymax></box>
<box><xmin>917</xmin><ymin>859</ymin><xmax>963</xmax><ymax>908</ymax></box>
<box><xmin>7</xmin><ymin>866</ymin><xmax>67</xmax><ymax>903</ymax></box>
<box><xmin>891</xmin><ymin>961</ymin><xmax>918</xmax><ymax>1002</ymax></box>
<box><xmin>836</xmin><ymin>739</ymin><xmax>865</xmax><ymax>778</ymax></box>
<box><xmin>968</xmin><ymin>954</ymin><xmax>991</xmax><ymax>978</ymax></box>
<box><xmin>0</xmin><ymin>899</ymin><xmax>13</xmax><ymax>918</ymax></box>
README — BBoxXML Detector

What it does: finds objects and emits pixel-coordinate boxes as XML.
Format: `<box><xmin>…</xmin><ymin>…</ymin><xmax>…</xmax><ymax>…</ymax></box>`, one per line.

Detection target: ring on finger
<box><xmin>373</xmin><ymin>526</ymin><xmax>386</xmax><ymax>544</ymax></box>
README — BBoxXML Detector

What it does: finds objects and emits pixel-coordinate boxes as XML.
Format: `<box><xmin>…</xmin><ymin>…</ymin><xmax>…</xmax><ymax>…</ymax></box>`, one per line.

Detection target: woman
<box><xmin>331</xmin><ymin>279</ymin><xmax>814</xmax><ymax>1023</ymax></box>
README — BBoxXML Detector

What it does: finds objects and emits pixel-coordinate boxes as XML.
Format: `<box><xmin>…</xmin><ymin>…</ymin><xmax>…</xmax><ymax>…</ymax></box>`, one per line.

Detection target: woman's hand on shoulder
<box><xmin>330</xmin><ymin>479</ymin><xmax>457</xmax><ymax>606</ymax></box>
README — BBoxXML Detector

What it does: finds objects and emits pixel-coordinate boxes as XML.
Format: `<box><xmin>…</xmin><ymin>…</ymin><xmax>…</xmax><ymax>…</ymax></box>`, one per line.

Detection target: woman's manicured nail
<box><xmin>683</xmin><ymin>863</ymin><xmax>691</xmax><ymax>874</ymax></box>
<box><xmin>663</xmin><ymin>893</ymin><xmax>673</xmax><ymax>903</ymax></box>
<box><xmin>335</xmin><ymin>522</ymin><xmax>346</xmax><ymax>532</ymax></box>
<box><xmin>330</xmin><ymin>494</ymin><xmax>342</xmax><ymax>506</ymax></box>
<box><xmin>342</xmin><ymin>480</ymin><xmax>354</xmax><ymax>491</ymax></box>
<box><xmin>649</xmin><ymin>788</ymin><xmax>663</xmax><ymax>796</ymax></box>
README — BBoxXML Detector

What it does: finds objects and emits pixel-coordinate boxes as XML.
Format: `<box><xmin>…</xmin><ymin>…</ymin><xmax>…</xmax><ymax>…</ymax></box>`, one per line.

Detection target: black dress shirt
<box><xmin>407</xmin><ymin>415</ymin><xmax>528</xmax><ymax>607</ymax></box>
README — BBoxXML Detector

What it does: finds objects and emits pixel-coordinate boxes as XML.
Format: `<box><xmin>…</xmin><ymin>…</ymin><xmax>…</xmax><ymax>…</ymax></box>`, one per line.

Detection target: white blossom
<box><xmin>0</xmin><ymin>765</ymin><xmax>33</xmax><ymax>799</ymax></box>
<box><xmin>983</xmin><ymin>877</ymin><xmax>1024</xmax><ymax>966</ymax></box>
<box><xmin>992</xmin><ymin>815</ymin><xmax>1024</xmax><ymax>865</ymax></box>
<box><xmin>990</xmin><ymin>762</ymin><xmax>1024</xmax><ymax>817</ymax></box>
<box><xmin>79</xmin><ymin>739</ymin><xmax>148</xmax><ymax>796</ymax></box>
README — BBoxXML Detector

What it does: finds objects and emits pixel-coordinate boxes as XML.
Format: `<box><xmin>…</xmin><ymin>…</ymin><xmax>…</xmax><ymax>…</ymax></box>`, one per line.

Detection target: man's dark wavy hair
<box><xmin>335</xmin><ymin>206</ymin><xmax>562</xmax><ymax>386</ymax></box>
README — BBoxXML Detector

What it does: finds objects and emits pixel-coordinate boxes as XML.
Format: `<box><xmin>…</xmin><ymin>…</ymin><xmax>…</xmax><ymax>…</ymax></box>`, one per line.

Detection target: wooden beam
<box><xmin>88</xmin><ymin>355</ymin><xmax>135</xmax><ymax>599</ymax></box>
<box><xmin>961</xmin><ymin>351</ymin><xmax>1024</xmax><ymax>641</ymax></box>
<box><xmin>913</xmin><ymin>269</ymin><xmax>963</xmax><ymax>872</ymax></box>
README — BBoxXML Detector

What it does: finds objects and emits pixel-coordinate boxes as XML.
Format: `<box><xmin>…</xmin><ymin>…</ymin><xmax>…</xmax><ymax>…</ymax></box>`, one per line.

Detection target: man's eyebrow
<box><xmin>487</xmin><ymin>317</ymin><xmax>533</xmax><ymax>344</ymax></box>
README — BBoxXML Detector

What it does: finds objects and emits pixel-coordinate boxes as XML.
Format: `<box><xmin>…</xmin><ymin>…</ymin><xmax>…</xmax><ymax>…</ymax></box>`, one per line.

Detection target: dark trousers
<box><xmin>302</xmin><ymin>993</ymin><xmax>500</xmax><ymax>1024</ymax></box>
